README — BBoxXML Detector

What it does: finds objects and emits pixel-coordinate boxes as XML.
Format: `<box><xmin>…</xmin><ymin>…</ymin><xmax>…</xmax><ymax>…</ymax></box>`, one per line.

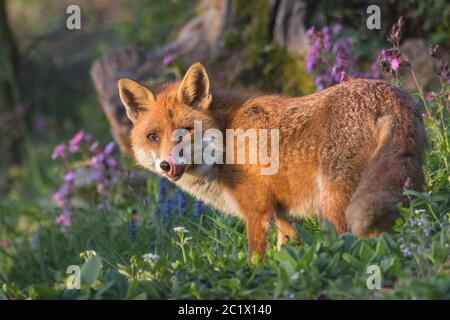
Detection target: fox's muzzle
<box><xmin>161</xmin><ymin>155</ymin><xmax>184</xmax><ymax>180</ymax></box>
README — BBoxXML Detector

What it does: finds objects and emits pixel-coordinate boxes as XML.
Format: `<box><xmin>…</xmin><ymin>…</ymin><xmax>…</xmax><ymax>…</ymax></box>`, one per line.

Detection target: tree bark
<box><xmin>0</xmin><ymin>0</ymin><xmax>21</xmax><ymax>163</ymax></box>
<box><xmin>0</xmin><ymin>0</ymin><xmax>18</xmax><ymax>111</ymax></box>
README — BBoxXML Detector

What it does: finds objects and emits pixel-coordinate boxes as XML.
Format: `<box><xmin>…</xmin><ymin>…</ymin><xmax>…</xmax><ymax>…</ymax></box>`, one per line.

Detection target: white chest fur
<box><xmin>175</xmin><ymin>172</ymin><xmax>242</xmax><ymax>217</ymax></box>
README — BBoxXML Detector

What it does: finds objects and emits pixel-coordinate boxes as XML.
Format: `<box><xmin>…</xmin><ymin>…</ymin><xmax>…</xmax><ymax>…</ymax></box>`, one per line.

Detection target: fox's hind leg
<box><xmin>275</xmin><ymin>212</ymin><xmax>298</xmax><ymax>250</ymax></box>
<box><xmin>319</xmin><ymin>178</ymin><xmax>354</xmax><ymax>233</ymax></box>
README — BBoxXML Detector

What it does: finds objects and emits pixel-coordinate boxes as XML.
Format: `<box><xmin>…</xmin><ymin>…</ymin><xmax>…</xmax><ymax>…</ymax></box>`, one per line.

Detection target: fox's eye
<box><xmin>147</xmin><ymin>133</ymin><xmax>159</xmax><ymax>143</ymax></box>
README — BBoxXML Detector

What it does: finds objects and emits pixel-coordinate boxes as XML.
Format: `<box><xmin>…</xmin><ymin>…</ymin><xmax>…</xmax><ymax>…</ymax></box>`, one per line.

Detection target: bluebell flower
<box><xmin>156</xmin><ymin>177</ymin><xmax>170</xmax><ymax>219</ymax></box>
<box><xmin>193</xmin><ymin>200</ymin><xmax>204</xmax><ymax>217</ymax></box>
<box><xmin>129</xmin><ymin>218</ymin><xmax>137</xmax><ymax>241</ymax></box>
<box><xmin>176</xmin><ymin>189</ymin><xmax>187</xmax><ymax>215</ymax></box>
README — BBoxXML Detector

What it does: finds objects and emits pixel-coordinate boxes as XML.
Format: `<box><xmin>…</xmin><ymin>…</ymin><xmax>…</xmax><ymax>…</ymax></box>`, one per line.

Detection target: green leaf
<box><xmin>342</xmin><ymin>253</ymin><xmax>364</xmax><ymax>270</ymax></box>
<box><xmin>382</xmin><ymin>256</ymin><xmax>400</xmax><ymax>276</ymax></box>
<box><xmin>371</xmin><ymin>239</ymin><xmax>386</xmax><ymax>260</ymax></box>
<box><xmin>81</xmin><ymin>256</ymin><xmax>102</xmax><ymax>287</ymax></box>
<box><xmin>359</xmin><ymin>242</ymin><xmax>375</xmax><ymax>263</ymax></box>
<box><xmin>274</xmin><ymin>266</ymin><xmax>289</xmax><ymax>299</ymax></box>
<box><xmin>274</xmin><ymin>247</ymin><xmax>297</xmax><ymax>269</ymax></box>
<box><xmin>326</xmin><ymin>252</ymin><xmax>341</xmax><ymax>272</ymax></box>
<box><xmin>133</xmin><ymin>292</ymin><xmax>147</xmax><ymax>300</ymax></box>
<box><xmin>62</xmin><ymin>289</ymin><xmax>78</xmax><ymax>300</ymax></box>
<box><xmin>321</xmin><ymin>220</ymin><xmax>338</xmax><ymax>243</ymax></box>
<box><xmin>126</xmin><ymin>279</ymin><xmax>139</xmax><ymax>300</ymax></box>
<box><xmin>75</xmin><ymin>288</ymin><xmax>91</xmax><ymax>300</ymax></box>
<box><xmin>94</xmin><ymin>281</ymin><xmax>114</xmax><ymax>299</ymax></box>
<box><xmin>141</xmin><ymin>282</ymin><xmax>161</xmax><ymax>299</ymax></box>
<box><xmin>31</xmin><ymin>286</ymin><xmax>62</xmax><ymax>299</ymax></box>
<box><xmin>297</xmin><ymin>248</ymin><xmax>315</xmax><ymax>268</ymax></box>
<box><xmin>0</xmin><ymin>290</ymin><xmax>8</xmax><ymax>300</ymax></box>
<box><xmin>295</xmin><ymin>223</ymin><xmax>313</xmax><ymax>245</ymax></box>
<box><xmin>105</xmin><ymin>270</ymin><xmax>129</xmax><ymax>299</ymax></box>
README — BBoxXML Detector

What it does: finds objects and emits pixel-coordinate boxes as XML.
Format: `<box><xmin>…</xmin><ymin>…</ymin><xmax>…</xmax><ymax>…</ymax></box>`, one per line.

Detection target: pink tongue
<box><xmin>164</xmin><ymin>155</ymin><xmax>178</xmax><ymax>176</ymax></box>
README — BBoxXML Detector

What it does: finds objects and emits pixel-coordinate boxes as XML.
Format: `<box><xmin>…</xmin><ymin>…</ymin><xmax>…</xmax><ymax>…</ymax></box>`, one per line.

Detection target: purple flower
<box><xmin>378</xmin><ymin>47</ymin><xmax>402</xmax><ymax>73</ymax></box>
<box><xmin>90</xmin><ymin>170</ymin><xmax>103</xmax><ymax>182</ymax></box>
<box><xmin>53</xmin><ymin>183</ymin><xmax>72</xmax><ymax>208</ymax></box>
<box><xmin>69</xmin><ymin>131</ymin><xmax>85</xmax><ymax>153</ymax></box>
<box><xmin>83</xmin><ymin>134</ymin><xmax>92</xmax><ymax>142</ymax></box>
<box><xmin>90</xmin><ymin>154</ymin><xmax>105</xmax><ymax>168</ymax></box>
<box><xmin>305</xmin><ymin>26</ymin><xmax>315</xmax><ymax>38</ymax></box>
<box><xmin>128</xmin><ymin>216</ymin><xmax>137</xmax><ymax>240</ymax></box>
<box><xmin>332</xmin><ymin>24</ymin><xmax>342</xmax><ymax>36</ymax></box>
<box><xmin>400</xmin><ymin>243</ymin><xmax>412</xmax><ymax>258</ymax></box>
<box><xmin>106</xmin><ymin>157</ymin><xmax>117</xmax><ymax>167</ymax></box>
<box><xmin>104</xmin><ymin>142</ymin><xmax>115</xmax><ymax>155</ymax></box>
<box><xmin>390</xmin><ymin>57</ymin><xmax>400</xmax><ymax>71</ymax></box>
<box><xmin>337</xmin><ymin>71</ymin><xmax>347</xmax><ymax>83</ymax></box>
<box><xmin>89</xmin><ymin>141</ymin><xmax>100</xmax><ymax>153</ymax></box>
<box><xmin>306</xmin><ymin>38</ymin><xmax>321</xmax><ymax>73</ymax></box>
<box><xmin>51</xmin><ymin>144</ymin><xmax>66</xmax><ymax>160</ymax></box>
<box><xmin>176</xmin><ymin>189</ymin><xmax>187</xmax><ymax>215</ymax></box>
<box><xmin>321</xmin><ymin>26</ymin><xmax>331</xmax><ymax>50</ymax></box>
<box><xmin>370</xmin><ymin>60</ymin><xmax>382</xmax><ymax>79</ymax></box>
<box><xmin>56</xmin><ymin>208</ymin><xmax>72</xmax><ymax>227</ymax></box>
<box><xmin>14</xmin><ymin>102</ymin><xmax>27</xmax><ymax>115</ymax></box>
<box><xmin>425</xmin><ymin>92</ymin><xmax>435</xmax><ymax>103</ymax></box>
<box><xmin>53</xmin><ymin>190</ymin><xmax>65</xmax><ymax>208</ymax></box>
<box><xmin>64</xmin><ymin>171</ymin><xmax>76</xmax><ymax>182</ymax></box>
<box><xmin>437</xmin><ymin>61</ymin><xmax>450</xmax><ymax>84</ymax></box>
<box><xmin>163</xmin><ymin>54</ymin><xmax>175</xmax><ymax>66</ymax></box>
<box><xmin>193</xmin><ymin>200</ymin><xmax>204</xmax><ymax>217</ymax></box>
<box><xmin>314</xmin><ymin>76</ymin><xmax>326</xmax><ymax>92</ymax></box>
<box><xmin>33</xmin><ymin>115</ymin><xmax>47</xmax><ymax>135</ymax></box>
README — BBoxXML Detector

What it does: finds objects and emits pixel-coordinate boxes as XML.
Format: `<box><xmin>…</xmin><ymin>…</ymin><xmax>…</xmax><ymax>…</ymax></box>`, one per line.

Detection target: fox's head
<box><xmin>117</xmin><ymin>63</ymin><xmax>218</xmax><ymax>181</ymax></box>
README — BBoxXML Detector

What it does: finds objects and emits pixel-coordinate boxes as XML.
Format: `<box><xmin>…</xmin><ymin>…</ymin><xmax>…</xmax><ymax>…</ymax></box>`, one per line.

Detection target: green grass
<box><xmin>0</xmin><ymin>158</ymin><xmax>449</xmax><ymax>299</ymax></box>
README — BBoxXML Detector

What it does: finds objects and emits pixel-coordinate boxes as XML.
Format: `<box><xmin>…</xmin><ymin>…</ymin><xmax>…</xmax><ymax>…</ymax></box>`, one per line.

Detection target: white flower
<box><xmin>80</xmin><ymin>250</ymin><xmax>97</xmax><ymax>261</ymax></box>
<box><xmin>173</xmin><ymin>226</ymin><xmax>189</xmax><ymax>234</ymax></box>
<box><xmin>142</xmin><ymin>253</ymin><xmax>160</xmax><ymax>263</ymax></box>
<box><xmin>85</xmin><ymin>250</ymin><xmax>97</xmax><ymax>257</ymax></box>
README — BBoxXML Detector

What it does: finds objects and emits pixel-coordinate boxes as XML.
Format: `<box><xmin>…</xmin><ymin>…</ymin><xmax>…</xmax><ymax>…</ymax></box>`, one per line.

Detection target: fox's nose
<box><xmin>160</xmin><ymin>160</ymin><xmax>171</xmax><ymax>172</ymax></box>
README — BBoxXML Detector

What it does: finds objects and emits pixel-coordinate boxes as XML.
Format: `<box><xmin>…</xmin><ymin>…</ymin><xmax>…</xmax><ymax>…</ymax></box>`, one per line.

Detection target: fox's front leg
<box><xmin>244</xmin><ymin>211</ymin><xmax>273</xmax><ymax>259</ymax></box>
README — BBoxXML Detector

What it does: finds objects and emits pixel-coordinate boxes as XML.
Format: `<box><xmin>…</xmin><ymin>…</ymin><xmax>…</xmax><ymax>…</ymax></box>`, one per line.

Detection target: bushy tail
<box><xmin>345</xmin><ymin>113</ymin><xmax>426</xmax><ymax>237</ymax></box>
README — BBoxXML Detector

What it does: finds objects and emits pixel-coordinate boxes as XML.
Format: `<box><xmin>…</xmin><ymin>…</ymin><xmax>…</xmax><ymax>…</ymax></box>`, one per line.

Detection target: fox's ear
<box><xmin>178</xmin><ymin>62</ymin><xmax>212</xmax><ymax>109</ymax></box>
<box><xmin>117</xmin><ymin>78</ymin><xmax>155</xmax><ymax>123</ymax></box>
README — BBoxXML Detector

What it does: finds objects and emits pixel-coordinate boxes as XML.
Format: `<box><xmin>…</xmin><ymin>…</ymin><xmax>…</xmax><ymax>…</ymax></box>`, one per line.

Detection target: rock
<box><xmin>273</xmin><ymin>0</ymin><xmax>309</xmax><ymax>58</ymax></box>
<box><xmin>399</xmin><ymin>38</ymin><xmax>444</xmax><ymax>91</ymax></box>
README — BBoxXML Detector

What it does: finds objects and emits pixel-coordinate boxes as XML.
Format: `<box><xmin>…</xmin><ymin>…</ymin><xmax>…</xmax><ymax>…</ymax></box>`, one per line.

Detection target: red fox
<box><xmin>118</xmin><ymin>62</ymin><xmax>426</xmax><ymax>258</ymax></box>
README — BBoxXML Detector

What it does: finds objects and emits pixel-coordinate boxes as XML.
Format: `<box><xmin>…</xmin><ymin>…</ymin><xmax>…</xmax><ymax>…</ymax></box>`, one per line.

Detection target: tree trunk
<box><xmin>0</xmin><ymin>0</ymin><xmax>18</xmax><ymax>111</ymax></box>
<box><xmin>0</xmin><ymin>0</ymin><xmax>21</xmax><ymax>164</ymax></box>
<box><xmin>90</xmin><ymin>0</ymin><xmax>308</xmax><ymax>154</ymax></box>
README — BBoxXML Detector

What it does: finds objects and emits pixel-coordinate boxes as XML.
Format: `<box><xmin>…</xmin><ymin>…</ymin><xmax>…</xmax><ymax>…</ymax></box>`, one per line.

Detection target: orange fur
<box><xmin>118</xmin><ymin>63</ymin><xmax>426</xmax><ymax>259</ymax></box>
